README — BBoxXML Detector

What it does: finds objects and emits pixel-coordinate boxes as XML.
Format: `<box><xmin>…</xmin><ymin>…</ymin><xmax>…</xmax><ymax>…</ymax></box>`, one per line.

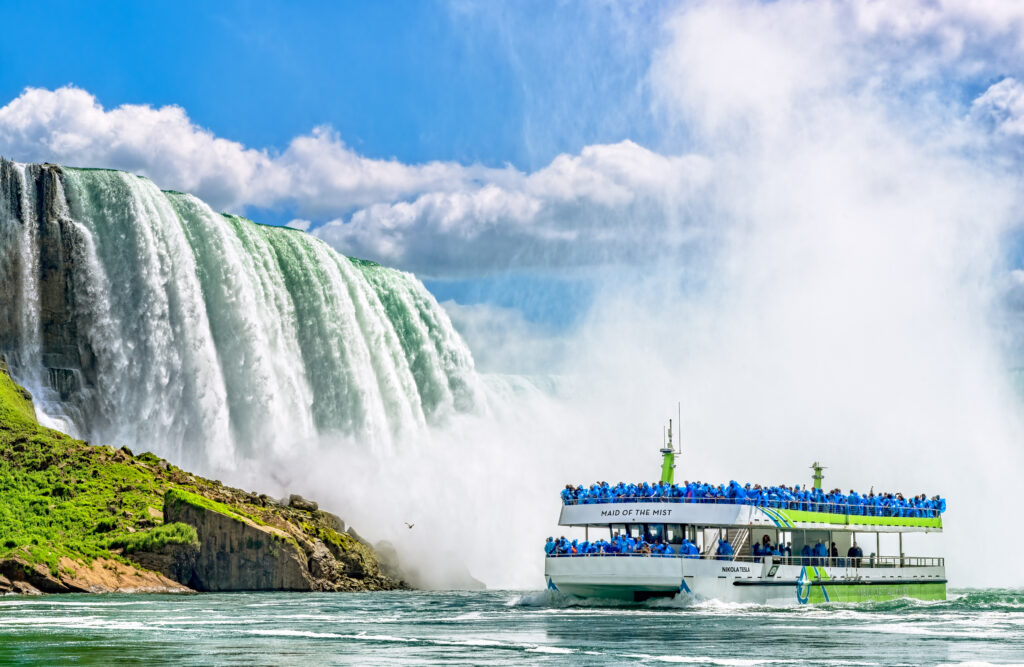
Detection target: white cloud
<box><xmin>0</xmin><ymin>86</ymin><xmax>272</xmax><ymax>211</ymax></box>
<box><xmin>285</xmin><ymin>218</ymin><xmax>312</xmax><ymax>232</ymax></box>
<box><xmin>314</xmin><ymin>141</ymin><xmax>712</xmax><ymax>275</ymax></box>
<box><xmin>0</xmin><ymin>86</ymin><xmax>509</xmax><ymax>215</ymax></box>
<box><xmin>971</xmin><ymin>77</ymin><xmax>1024</xmax><ymax>136</ymax></box>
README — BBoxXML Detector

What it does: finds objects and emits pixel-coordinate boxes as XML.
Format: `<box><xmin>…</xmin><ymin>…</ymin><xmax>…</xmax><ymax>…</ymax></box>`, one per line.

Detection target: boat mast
<box><xmin>660</xmin><ymin>419</ymin><xmax>675</xmax><ymax>484</ymax></box>
<box><xmin>810</xmin><ymin>461</ymin><xmax>826</xmax><ymax>490</ymax></box>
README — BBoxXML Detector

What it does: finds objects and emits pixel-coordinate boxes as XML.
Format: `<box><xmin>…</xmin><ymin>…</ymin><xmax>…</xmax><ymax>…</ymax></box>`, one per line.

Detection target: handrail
<box><xmin>561</xmin><ymin>495</ymin><xmax>941</xmax><ymax>519</ymax></box>
<box><xmin>545</xmin><ymin>553</ymin><xmax>945</xmax><ymax>568</ymax></box>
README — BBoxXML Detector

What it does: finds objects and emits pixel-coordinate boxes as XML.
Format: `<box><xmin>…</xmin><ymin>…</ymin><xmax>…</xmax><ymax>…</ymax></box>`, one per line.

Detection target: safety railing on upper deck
<box><xmin>545</xmin><ymin>553</ymin><xmax>945</xmax><ymax>568</ymax></box>
<box><xmin>561</xmin><ymin>495</ymin><xmax>942</xmax><ymax>519</ymax></box>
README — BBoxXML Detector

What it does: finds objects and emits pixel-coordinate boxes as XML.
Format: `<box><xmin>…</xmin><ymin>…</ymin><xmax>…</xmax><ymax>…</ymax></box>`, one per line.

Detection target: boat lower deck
<box><xmin>545</xmin><ymin>555</ymin><xmax>946</xmax><ymax>605</ymax></box>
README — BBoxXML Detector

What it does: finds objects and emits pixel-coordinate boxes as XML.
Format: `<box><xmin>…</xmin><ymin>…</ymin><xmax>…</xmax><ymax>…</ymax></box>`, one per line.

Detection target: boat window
<box><xmin>665</xmin><ymin>524</ymin><xmax>683</xmax><ymax>543</ymax></box>
<box><xmin>627</xmin><ymin>524</ymin><xmax>643</xmax><ymax>540</ymax></box>
<box><xmin>646</xmin><ymin>524</ymin><xmax>665</xmax><ymax>542</ymax></box>
<box><xmin>610</xmin><ymin>523</ymin><xmax>627</xmax><ymax>538</ymax></box>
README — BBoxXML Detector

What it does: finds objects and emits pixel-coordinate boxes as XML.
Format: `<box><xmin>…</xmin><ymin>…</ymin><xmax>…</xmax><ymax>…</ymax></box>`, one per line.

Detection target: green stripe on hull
<box><xmin>803</xmin><ymin>581</ymin><xmax>946</xmax><ymax>603</ymax></box>
<box><xmin>773</xmin><ymin>508</ymin><xmax>942</xmax><ymax>529</ymax></box>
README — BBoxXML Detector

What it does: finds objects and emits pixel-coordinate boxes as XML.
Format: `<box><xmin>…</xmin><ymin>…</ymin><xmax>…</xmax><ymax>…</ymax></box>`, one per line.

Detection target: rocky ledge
<box><xmin>127</xmin><ymin>488</ymin><xmax>397</xmax><ymax>592</ymax></box>
<box><xmin>0</xmin><ymin>359</ymin><xmax>404</xmax><ymax>594</ymax></box>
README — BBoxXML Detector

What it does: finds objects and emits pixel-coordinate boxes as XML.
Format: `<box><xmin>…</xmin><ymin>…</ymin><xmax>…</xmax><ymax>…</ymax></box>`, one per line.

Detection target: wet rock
<box><xmin>347</xmin><ymin>527</ymin><xmax>369</xmax><ymax>547</ymax></box>
<box><xmin>320</xmin><ymin>510</ymin><xmax>345</xmax><ymax>534</ymax></box>
<box><xmin>125</xmin><ymin>542</ymin><xmax>199</xmax><ymax>586</ymax></box>
<box><xmin>12</xmin><ymin>580</ymin><xmax>43</xmax><ymax>595</ymax></box>
<box><xmin>288</xmin><ymin>494</ymin><xmax>318</xmax><ymax>512</ymax></box>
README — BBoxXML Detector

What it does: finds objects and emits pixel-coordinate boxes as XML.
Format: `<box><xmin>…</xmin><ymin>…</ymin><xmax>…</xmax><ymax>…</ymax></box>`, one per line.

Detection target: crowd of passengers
<box><xmin>544</xmin><ymin>533</ymin><xmax>868</xmax><ymax>566</ymax></box>
<box><xmin>544</xmin><ymin>534</ymin><xmax>702</xmax><ymax>558</ymax></box>
<box><xmin>560</xmin><ymin>480</ymin><xmax>947</xmax><ymax>517</ymax></box>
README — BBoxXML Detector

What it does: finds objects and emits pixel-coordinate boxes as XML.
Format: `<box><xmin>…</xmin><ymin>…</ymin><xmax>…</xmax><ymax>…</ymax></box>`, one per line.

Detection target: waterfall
<box><xmin>0</xmin><ymin>160</ymin><xmax>482</xmax><ymax>470</ymax></box>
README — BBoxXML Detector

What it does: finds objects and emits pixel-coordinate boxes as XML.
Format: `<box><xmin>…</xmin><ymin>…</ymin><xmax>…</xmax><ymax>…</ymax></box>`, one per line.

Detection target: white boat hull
<box><xmin>544</xmin><ymin>556</ymin><xmax>946</xmax><ymax>605</ymax></box>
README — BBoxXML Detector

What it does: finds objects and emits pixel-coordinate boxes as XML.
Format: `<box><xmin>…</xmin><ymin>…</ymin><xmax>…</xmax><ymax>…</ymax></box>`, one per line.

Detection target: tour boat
<box><xmin>544</xmin><ymin>421</ymin><xmax>946</xmax><ymax>604</ymax></box>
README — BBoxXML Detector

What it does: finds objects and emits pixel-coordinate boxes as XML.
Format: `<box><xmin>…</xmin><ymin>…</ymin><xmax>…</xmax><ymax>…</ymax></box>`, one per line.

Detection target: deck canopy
<box><xmin>558</xmin><ymin>502</ymin><xmax>943</xmax><ymax>533</ymax></box>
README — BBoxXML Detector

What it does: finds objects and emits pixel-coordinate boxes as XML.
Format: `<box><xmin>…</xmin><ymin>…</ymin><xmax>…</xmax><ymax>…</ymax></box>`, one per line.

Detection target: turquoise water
<box><xmin>0</xmin><ymin>590</ymin><xmax>1022</xmax><ymax>665</ymax></box>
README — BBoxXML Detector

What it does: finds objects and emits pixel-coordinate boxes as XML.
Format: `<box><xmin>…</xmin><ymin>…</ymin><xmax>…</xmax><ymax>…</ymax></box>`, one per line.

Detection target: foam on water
<box><xmin>0</xmin><ymin>590</ymin><xmax>1021</xmax><ymax>665</ymax></box>
<box><xmin>622</xmin><ymin>656</ymin><xmax>787</xmax><ymax>665</ymax></box>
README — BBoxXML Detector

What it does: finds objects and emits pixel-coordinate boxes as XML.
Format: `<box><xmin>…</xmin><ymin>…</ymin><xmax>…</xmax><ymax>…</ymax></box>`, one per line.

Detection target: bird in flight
<box><xmin>405</xmin><ymin>522</ymin><xmax>415</xmax><ymax>529</ymax></box>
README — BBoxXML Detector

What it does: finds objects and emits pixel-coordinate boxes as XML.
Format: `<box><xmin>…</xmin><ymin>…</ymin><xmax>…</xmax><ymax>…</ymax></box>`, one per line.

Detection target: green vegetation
<box><xmin>300</xmin><ymin>520</ymin><xmax>358</xmax><ymax>554</ymax></box>
<box><xmin>106</xmin><ymin>523</ymin><xmax>198</xmax><ymax>554</ymax></box>
<box><xmin>0</xmin><ymin>360</ymin><xmax>365</xmax><ymax>583</ymax></box>
<box><xmin>0</xmin><ymin>360</ymin><xmax>226</xmax><ymax>574</ymax></box>
<box><xmin>0</xmin><ymin>362</ymin><xmax>37</xmax><ymax>426</ymax></box>
<box><xmin>0</xmin><ymin>365</ymin><xmax>177</xmax><ymax>573</ymax></box>
<box><xmin>165</xmin><ymin>487</ymin><xmax>265</xmax><ymax>526</ymax></box>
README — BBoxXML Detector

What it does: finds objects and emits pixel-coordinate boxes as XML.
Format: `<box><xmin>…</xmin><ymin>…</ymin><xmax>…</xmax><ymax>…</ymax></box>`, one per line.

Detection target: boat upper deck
<box><xmin>559</xmin><ymin>497</ymin><xmax>943</xmax><ymax>532</ymax></box>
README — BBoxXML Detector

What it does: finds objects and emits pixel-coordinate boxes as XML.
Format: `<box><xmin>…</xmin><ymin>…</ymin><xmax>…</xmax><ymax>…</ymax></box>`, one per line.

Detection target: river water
<box><xmin>0</xmin><ymin>589</ymin><xmax>1021</xmax><ymax>665</ymax></box>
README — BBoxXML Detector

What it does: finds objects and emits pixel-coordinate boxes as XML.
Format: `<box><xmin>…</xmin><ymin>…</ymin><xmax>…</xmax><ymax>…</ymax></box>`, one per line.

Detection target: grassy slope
<box><xmin>0</xmin><ymin>363</ymin><xmax>375</xmax><ymax>582</ymax></box>
<box><xmin>0</xmin><ymin>365</ymin><xmax>183</xmax><ymax>576</ymax></box>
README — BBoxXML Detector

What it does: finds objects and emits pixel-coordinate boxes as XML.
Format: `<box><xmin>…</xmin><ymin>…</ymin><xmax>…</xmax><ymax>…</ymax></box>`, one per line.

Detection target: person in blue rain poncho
<box><xmin>814</xmin><ymin>540</ymin><xmax>829</xmax><ymax>565</ymax></box>
<box><xmin>715</xmin><ymin>538</ymin><xmax>734</xmax><ymax>560</ymax></box>
<box><xmin>544</xmin><ymin>537</ymin><xmax>555</xmax><ymax>555</ymax></box>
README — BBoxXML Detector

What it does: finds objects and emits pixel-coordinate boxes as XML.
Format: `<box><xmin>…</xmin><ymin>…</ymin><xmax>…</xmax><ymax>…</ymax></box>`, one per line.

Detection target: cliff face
<box><xmin>0</xmin><ymin>360</ymin><xmax>403</xmax><ymax>594</ymax></box>
<box><xmin>0</xmin><ymin>162</ymin><xmax>94</xmax><ymax>401</ymax></box>
<box><xmin>162</xmin><ymin>489</ymin><xmax>311</xmax><ymax>591</ymax></box>
<box><xmin>157</xmin><ymin>488</ymin><xmax>394</xmax><ymax>592</ymax></box>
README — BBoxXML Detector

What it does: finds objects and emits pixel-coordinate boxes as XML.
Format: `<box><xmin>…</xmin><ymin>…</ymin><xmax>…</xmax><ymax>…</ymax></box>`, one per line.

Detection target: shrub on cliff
<box><xmin>106</xmin><ymin>523</ymin><xmax>199</xmax><ymax>554</ymax></box>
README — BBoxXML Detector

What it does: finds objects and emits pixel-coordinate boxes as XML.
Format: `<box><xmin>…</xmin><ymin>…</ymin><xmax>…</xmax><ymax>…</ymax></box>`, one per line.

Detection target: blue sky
<box><xmin>0</xmin><ymin>1</ymin><xmax>661</xmax><ymax>172</ymax></box>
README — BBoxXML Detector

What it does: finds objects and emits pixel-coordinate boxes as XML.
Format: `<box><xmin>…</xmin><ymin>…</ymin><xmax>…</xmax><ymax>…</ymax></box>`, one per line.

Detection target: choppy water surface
<box><xmin>0</xmin><ymin>589</ymin><xmax>1021</xmax><ymax>665</ymax></box>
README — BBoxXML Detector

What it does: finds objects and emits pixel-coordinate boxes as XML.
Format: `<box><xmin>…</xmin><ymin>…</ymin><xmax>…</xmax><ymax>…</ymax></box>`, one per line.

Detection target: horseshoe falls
<box><xmin>0</xmin><ymin>160</ymin><xmax>482</xmax><ymax>470</ymax></box>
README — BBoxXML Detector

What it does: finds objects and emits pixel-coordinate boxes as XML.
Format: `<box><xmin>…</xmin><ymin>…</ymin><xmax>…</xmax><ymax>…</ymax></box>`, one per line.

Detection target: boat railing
<box><xmin>561</xmin><ymin>495</ymin><xmax>941</xmax><ymax>518</ymax></box>
<box><xmin>545</xmin><ymin>553</ymin><xmax>945</xmax><ymax>568</ymax></box>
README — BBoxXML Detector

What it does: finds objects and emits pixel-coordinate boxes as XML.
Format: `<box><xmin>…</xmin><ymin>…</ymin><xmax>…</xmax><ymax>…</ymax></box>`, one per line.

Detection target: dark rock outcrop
<box><xmin>123</xmin><ymin>542</ymin><xmax>199</xmax><ymax>585</ymax></box>
<box><xmin>162</xmin><ymin>488</ymin><xmax>400</xmax><ymax>592</ymax></box>
<box><xmin>0</xmin><ymin>159</ymin><xmax>98</xmax><ymax>429</ymax></box>
<box><xmin>288</xmin><ymin>494</ymin><xmax>318</xmax><ymax>512</ymax></box>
